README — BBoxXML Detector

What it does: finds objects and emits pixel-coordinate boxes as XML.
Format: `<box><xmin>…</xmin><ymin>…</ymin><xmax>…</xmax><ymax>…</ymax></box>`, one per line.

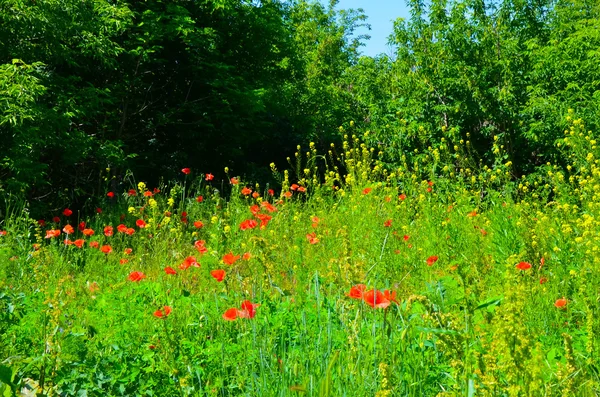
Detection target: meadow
<box><xmin>1</xmin><ymin>117</ymin><xmax>600</xmax><ymax>396</ymax></box>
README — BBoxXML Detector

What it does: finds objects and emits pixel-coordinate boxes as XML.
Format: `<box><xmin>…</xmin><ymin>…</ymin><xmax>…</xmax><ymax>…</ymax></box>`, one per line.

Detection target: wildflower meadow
<box><xmin>2</xmin><ymin>0</ymin><xmax>600</xmax><ymax>395</ymax></box>
<box><xmin>2</xmin><ymin>117</ymin><xmax>600</xmax><ymax>396</ymax></box>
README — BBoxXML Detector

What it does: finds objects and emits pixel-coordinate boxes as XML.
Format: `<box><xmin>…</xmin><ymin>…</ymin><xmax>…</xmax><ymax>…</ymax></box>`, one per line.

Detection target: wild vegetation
<box><xmin>1</xmin><ymin>0</ymin><xmax>600</xmax><ymax>395</ymax></box>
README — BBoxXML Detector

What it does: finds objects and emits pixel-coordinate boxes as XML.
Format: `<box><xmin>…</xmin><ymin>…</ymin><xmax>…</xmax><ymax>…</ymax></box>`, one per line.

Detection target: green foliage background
<box><xmin>1</xmin><ymin>0</ymin><xmax>600</xmax><ymax>215</ymax></box>
<box><xmin>0</xmin><ymin>0</ymin><xmax>369</xmax><ymax>215</ymax></box>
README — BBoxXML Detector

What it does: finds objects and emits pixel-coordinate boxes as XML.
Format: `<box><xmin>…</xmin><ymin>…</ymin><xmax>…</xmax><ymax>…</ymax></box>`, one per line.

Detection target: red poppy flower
<box><xmin>194</xmin><ymin>240</ymin><xmax>208</xmax><ymax>255</ymax></box>
<box><xmin>38</xmin><ymin>219</ymin><xmax>47</xmax><ymax>227</ymax></box>
<box><xmin>205</xmin><ymin>173</ymin><xmax>214</xmax><ymax>181</ymax></box>
<box><xmin>250</xmin><ymin>205</ymin><xmax>260</xmax><ymax>215</ymax></box>
<box><xmin>222</xmin><ymin>308</ymin><xmax>239</xmax><ymax>321</ymax></box>
<box><xmin>80</xmin><ymin>228</ymin><xmax>93</xmax><ymax>237</ymax></box>
<box><xmin>119</xmin><ymin>259</ymin><xmax>129</xmax><ymax>265</ymax></box>
<box><xmin>63</xmin><ymin>208</ymin><xmax>73</xmax><ymax>217</ymax></box>
<box><xmin>165</xmin><ymin>266</ymin><xmax>177</xmax><ymax>275</ymax></box>
<box><xmin>554</xmin><ymin>297</ymin><xmax>567</xmax><ymax>308</ymax></box>
<box><xmin>96</xmin><ymin>208</ymin><xmax>102</xmax><ymax>214</ymax></box>
<box><xmin>223</xmin><ymin>252</ymin><xmax>241</xmax><ymax>265</ymax></box>
<box><xmin>88</xmin><ymin>281</ymin><xmax>100</xmax><ymax>293</ymax></box>
<box><xmin>123</xmin><ymin>248</ymin><xmax>132</xmax><ymax>255</ymax></box>
<box><xmin>230</xmin><ymin>177</ymin><xmax>239</xmax><ymax>185</ymax></box>
<box><xmin>241</xmin><ymin>187</ymin><xmax>252</xmax><ymax>195</ymax></box>
<box><xmin>257</xmin><ymin>213</ymin><xmax>272</xmax><ymax>229</ymax></box>
<box><xmin>383</xmin><ymin>219</ymin><xmax>392</xmax><ymax>227</ymax></box>
<box><xmin>125</xmin><ymin>228</ymin><xmax>135</xmax><ymax>236</ymax></box>
<box><xmin>89</xmin><ymin>241</ymin><xmax>99</xmax><ymax>249</ymax></box>
<box><xmin>153</xmin><ymin>188</ymin><xmax>160</xmax><ymax>194</ymax></box>
<box><xmin>193</xmin><ymin>221</ymin><xmax>203</xmax><ymax>229</ymax></box>
<box><xmin>154</xmin><ymin>306</ymin><xmax>172</xmax><ymax>318</ymax></box>
<box><xmin>298</xmin><ymin>186</ymin><xmax>306</xmax><ymax>193</ymax></box>
<box><xmin>261</xmin><ymin>202</ymin><xmax>277</xmax><ymax>213</ymax></box>
<box><xmin>128</xmin><ymin>271</ymin><xmax>146</xmax><ymax>282</ymax></box>
<box><xmin>45</xmin><ymin>229</ymin><xmax>61</xmax><ymax>239</ymax></box>
<box><xmin>363</xmin><ymin>289</ymin><xmax>391</xmax><ymax>309</ymax></box>
<box><xmin>100</xmin><ymin>245</ymin><xmax>112</xmax><ymax>254</ymax></box>
<box><xmin>107</xmin><ymin>191</ymin><xmax>115</xmax><ymax>198</ymax></box>
<box><xmin>347</xmin><ymin>284</ymin><xmax>366</xmax><ymax>299</ymax></box>
<box><xmin>78</xmin><ymin>221</ymin><xmax>86</xmax><ymax>231</ymax></box>
<box><xmin>144</xmin><ymin>191</ymin><xmax>153</xmax><ymax>197</ymax></box>
<box><xmin>196</xmin><ymin>195</ymin><xmax>203</xmax><ymax>203</ymax></box>
<box><xmin>63</xmin><ymin>225</ymin><xmax>74</xmax><ymax>235</ymax></box>
<box><xmin>104</xmin><ymin>226</ymin><xmax>113</xmax><ymax>237</ymax></box>
<box><xmin>238</xmin><ymin>300</ymin><xmax>260</xmax><ymax>319</ymax></box>
<box><xmin>383</xmin><ymin>290</ymin><xmax>398</xmax><ymax>304</ymax></box>
<box><xmin>516</xmin><ymin>262</ymin><xmax>532</xmax><ymax>271</ymax></box>
<box><xmin>268</xmin><ymin>189</ymin><xmax>275</xmax><ymax>196</ymax></box>
<box><xmin>179</xmin><ymin>256</ymin><xmax>199</xmax><ymax>270</ymax></box>
<box><xmin>240</xmin><ymin>219</ymin><xmax>258</xmax><ymax>230</ymax></box>
<box><xmin>306</xmin><ymin>232</ymin><xmax>319</xmax><ymax>244</ymax></box>
<box><xmin>290</xmin><ymin>184</ymin><xmax>299</xmax><ymax>191</ymax></box>
<box><xmin>399</xmin><ymin>194</ymin><xmax>406</xmax><ymax>201</ymax></box>
<box><xmin>284</xmin><ymin>191</ymin><xmax>292</xmax><ymax>198</ymax></box>
<box><xmin>252</xmin><ymin>191</ymin><xmax>260</xmax><ymax>198</ymax></box>
<box><xmin>73</xmin><ymin>239</ymin><xmax>85</xmax><ymax>248</ymax></box>
<box><xmin>426</xmin><ymin>256</ymin><xmax>439</xmax><ymax>266</ymax></box>
<box><xmin>115</xmin><ymin>224</ymin><xmax>126</xmax><ymax>234</ymax></box>
<box><xmin>187</xmin><ymin>256</ymin><xmax>200</xmax><ymax>267</ymax></box>
<box><xmin>540</xmin><ymin>277</ymin><xmax>548</xmax><ymax>284</ymax></box>
<box><xmin>210</xmin><ymin>269</ymin><xmax>226</xmax><ymax>282</ymax></box>
<box><xmin>52</xmin><ymin>216</ymin><xmax>61</xmax><ymax>223</ymax></box>
<box><xmin>136</xmin><ymin>219</ymin><xmax>146</xmax><ymax>228</ymax></box>
<box><xmin>242</xmin><ymin>252</ymin><xmax>252</xmax><ymax>261</ymax></box>
<box><xmin>403</xmin><ymin>235</ymin><xmax>410</xmax><ymax>241</ymax></box>
<box><xmin>539</xmin><ymin>257</ymin><xmax>545</xmax><ymax>270</ymax></box>
<box><xmin>128</xmin><ymin>189</ymin><xmax>137</xmax><ymax>196</ymax></box>
<box><xmin>182</xmin><ymin>168</ymin><xmax>191</xmax><ymax>175</ymax></box>
<box><xmin>64</xmin><ymin>239</ymin><xmax>73</xmax><ymax>246</ymax></box>
<box><xmin>362</xmin><ymin>188</ymin><xmax>372</xmax><ymax>195</ymax></box>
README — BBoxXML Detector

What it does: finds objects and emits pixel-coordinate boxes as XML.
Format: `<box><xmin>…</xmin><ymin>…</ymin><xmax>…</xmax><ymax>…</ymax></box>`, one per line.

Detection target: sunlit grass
<box><xmin>1</xmin><ymin>116</ymin><xmax>600</xmax><ymax>396</ymax></box>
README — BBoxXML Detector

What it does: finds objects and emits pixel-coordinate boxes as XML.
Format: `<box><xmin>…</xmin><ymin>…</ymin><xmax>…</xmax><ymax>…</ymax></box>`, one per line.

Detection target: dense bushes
<box><xmin>0</xmin><ymin>0</ymin><xmax>367</xmax><ymax>215</ymax></box>
<box><xmin>356</xmin><ymin>0</ymin><xmax>600</xmax><ymax>175</ymax></box>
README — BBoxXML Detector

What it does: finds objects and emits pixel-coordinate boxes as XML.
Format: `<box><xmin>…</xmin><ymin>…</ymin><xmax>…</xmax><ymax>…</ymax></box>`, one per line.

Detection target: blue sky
<box><xmin>331</xmin><ymin>0</ymin><xmax>411</xmax><ymax>57</ymax></box>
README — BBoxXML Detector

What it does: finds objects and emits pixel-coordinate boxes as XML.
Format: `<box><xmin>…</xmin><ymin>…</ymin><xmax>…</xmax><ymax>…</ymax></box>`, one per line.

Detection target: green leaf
<box><xmin>474</xmin><ymin>297</ymin><xmax>503</xmax><ymax>311</ymax></box>
<box><xmin>0</xmin><ymin>383</ymin><xmax>12</xmax><ymax>397</ymax></box>
<box><xmin>0</xmin><ymin>366</ymin><xmax>14</xmax><ymax>397</ymax></box>
<box><xmin>0</xmin><ymin>366</ymin><xmax>12</xmax><ymax>387</ymax></box>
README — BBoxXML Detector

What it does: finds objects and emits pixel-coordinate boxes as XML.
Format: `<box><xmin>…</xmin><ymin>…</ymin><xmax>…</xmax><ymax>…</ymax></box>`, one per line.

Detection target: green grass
<box><xmin>1</xmin><ymin>126</ymin><xmax>600</xmax><ymax>396</ymax></box>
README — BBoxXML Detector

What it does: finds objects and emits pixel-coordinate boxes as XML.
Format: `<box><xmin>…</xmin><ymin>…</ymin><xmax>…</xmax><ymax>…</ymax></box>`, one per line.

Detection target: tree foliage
<box><xmin>0</xmin><ymin>0</ymin><xmax>367</xmax><ymax>214</ymax></box>
<box><xmin>356</xmin><ymin>0</ymin><xmax>600</xmax><ymax>174</ymax></box>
